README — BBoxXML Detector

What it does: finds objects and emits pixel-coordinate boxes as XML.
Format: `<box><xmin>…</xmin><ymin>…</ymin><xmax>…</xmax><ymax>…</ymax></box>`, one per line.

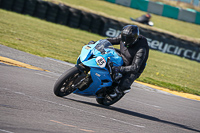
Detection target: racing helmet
<box><xmin>121</xmin><ymin>25</ymin><xmax>139</xmax><ymax>47</ymax></box>
<box><xmin>146</xmin><ymin>13</ymin><xmax>151</xmax><ymax>18</ymax></box>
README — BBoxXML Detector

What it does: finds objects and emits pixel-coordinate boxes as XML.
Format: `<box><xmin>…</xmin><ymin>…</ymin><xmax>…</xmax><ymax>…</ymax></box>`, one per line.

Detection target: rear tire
<box><xmin>54</xmin><ymin>67</ymin><xmax>80</xmax><ymax>97</ymax></box>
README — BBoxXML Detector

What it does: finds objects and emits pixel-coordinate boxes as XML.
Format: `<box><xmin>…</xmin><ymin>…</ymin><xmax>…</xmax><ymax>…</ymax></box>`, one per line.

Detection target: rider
<box><xmin>106</xmin><ymin>25</ymin><xmax>149</xmax><ymax>97</ymax></box>
<box><xmin>135</xmin><ymin>13</ymin><xmax>152</xmax><ymax>25</ymax></box>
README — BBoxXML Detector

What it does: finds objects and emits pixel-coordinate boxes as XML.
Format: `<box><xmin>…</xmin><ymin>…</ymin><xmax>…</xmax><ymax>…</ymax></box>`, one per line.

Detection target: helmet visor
<box><xmin>121</xmin><ymin>34</ymin><xmax>137</xmax><ymax>47</ymax></box>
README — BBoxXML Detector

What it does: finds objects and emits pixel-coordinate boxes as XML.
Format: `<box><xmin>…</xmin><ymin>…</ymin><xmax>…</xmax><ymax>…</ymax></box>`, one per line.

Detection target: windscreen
<box><xmin>95</xmin><ymin>39</ymin><xmax>114</xmax><ymax>54</ymax></box>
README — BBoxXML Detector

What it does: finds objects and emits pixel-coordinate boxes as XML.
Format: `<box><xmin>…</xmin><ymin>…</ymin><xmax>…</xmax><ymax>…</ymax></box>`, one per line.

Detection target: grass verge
<box><xmin>0</xmin><ymin>9</ymin><xmax>200</xmax><ymax>96</ymax></box>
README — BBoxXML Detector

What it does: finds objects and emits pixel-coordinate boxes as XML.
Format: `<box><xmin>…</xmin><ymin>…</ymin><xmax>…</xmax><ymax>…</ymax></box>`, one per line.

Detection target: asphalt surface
<box><xmin>0</xmin><ymin>44</ymin><xmax>200</xmax><ymax>133</ymax></box>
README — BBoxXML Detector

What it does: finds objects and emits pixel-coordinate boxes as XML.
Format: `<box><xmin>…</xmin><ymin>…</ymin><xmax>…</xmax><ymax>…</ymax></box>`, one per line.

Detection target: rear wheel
<box><xmin>54</xmin><ymin>67</ymin><xmax>80</xmax><ymax>97</ymax></box>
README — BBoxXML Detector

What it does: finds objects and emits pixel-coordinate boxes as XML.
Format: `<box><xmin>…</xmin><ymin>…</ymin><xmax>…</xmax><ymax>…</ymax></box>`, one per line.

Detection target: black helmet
<box><xmin>121</xmin><ymin>25</ymin><xmax>139</xmax><ymax>47</ymax></box>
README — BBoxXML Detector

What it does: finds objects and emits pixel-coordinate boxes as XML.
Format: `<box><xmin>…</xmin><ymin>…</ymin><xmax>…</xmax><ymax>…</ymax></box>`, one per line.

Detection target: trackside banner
<box><xmin>146</xmin><ymin>38</ymin><xmax>200</xmax><ymax>62</ymax></box>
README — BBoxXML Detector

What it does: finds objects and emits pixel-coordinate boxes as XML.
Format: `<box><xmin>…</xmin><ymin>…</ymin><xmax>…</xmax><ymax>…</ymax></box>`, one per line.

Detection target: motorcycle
<box><xmin>130</xmin><ymin>14</ymin><xmax>154</xmax><ymax>26</ymax></box>
<box><xmin>54</xmin><ymin>39</ymin><xmax>125</xmax><ymax>106</ymax></box>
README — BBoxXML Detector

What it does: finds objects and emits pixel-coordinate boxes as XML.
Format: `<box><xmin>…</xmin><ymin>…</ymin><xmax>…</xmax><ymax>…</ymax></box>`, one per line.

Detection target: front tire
<box><xmin>54</xmin><ymin>67</ymin><xmax>80</xmax><ymax>97</ymax></box>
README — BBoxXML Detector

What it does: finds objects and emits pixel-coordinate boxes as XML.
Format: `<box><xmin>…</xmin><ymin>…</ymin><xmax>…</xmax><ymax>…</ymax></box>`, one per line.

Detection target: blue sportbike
<box><xmin>54</xmin><ymin>39</ymin><xmax>125</xmax><ymax>106</ymax></box>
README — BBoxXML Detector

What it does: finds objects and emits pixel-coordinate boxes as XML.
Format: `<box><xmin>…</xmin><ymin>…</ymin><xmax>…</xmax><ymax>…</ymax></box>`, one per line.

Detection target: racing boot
<box><xmin>110</xmin><ymin>86</ymin><xmax>130</xmax><ymax>98</ymax></box>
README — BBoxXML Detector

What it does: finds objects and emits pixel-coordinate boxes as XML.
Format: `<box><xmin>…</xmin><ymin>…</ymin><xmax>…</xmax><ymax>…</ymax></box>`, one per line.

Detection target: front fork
<box><xmin>73</xmin><ymin>64</ymin><xmax>92</xmax><ymax>91</ymax></box>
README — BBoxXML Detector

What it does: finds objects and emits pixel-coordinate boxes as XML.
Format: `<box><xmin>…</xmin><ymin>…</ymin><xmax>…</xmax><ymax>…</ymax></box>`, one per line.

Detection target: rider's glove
<box><xmin>112</xmin><ymin>66</ymin><xmax>123</xmax><ymax>80</ymax></box>
<box><xmin>88</xmin><ymin>40</ymin><xmax>96</xmax><ymax>44</ymax></box>
<box><xmin>112</xmin><ymin>66</ymin><xmax>122</xmax><ymax>73</ymax></box>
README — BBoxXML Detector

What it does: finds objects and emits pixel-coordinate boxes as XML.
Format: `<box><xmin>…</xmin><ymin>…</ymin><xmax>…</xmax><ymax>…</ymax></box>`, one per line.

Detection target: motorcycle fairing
<box><xmin>73</xmin><ymin>39</ymin><xmax>123</xmax><ymax>97</ymax></box>
<box><xmin>73</xmin><ymin>67</ymin><xmax>112</xmax><ymax>96</ymax></box>
<box><xmin>78</xmin><ymin>47</ymin><xmax>123</xmax><ymax>68</ymax></box>
<box><xmin>77</xmin><ymin>44</ymin><xmax>95</xmax><ymax>64</ymax></box>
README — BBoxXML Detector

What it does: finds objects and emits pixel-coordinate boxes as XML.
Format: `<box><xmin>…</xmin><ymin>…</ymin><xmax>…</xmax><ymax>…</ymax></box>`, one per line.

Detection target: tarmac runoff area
<box><xmin>1</xmin><ymin>56</ymin><xmax>200</xmax><ymax>101</ymax></box>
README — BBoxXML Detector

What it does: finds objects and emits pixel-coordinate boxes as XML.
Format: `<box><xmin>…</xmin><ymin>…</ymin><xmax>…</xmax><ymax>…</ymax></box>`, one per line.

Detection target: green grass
<box><xmin>0</xmin><ymin>9</ymin><xmax>102</xmax><ymax>63</ymax></box>
<box><xmin>139</xmin><ymin>50</ymin><xmax>200</xmax><ymax>95</ymax></box>
<box><xmin>49</xmin><ymin>0</ymin><xmax>200</xmax><ymax>40</ymax></box>
<box><xmin>0</xmin><ymin>9</ymin><xmax>200</xmax><ymax>96</ymax></box>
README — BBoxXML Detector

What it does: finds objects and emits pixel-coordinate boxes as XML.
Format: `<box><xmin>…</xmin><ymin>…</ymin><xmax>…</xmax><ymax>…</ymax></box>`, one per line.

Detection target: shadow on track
<box><xmin>63</xmin><ymin>97</ymin><xmax>200</xmax><ymax>133</ymax></box>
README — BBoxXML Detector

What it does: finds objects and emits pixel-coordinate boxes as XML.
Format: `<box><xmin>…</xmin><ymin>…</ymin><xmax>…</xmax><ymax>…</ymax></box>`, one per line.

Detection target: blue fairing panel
<box><xmin>79</xmin><ymin>44</ymin><xmax>96</xmax><ymax>62</ymax></box>
<box><xmin>73</xmin><ymin>68</ymin><xmax>112</xmax><ymax>96</ymax></box>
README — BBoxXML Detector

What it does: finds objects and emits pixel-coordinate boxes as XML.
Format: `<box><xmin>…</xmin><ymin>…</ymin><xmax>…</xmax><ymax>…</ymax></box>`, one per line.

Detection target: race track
<box><xmin>0</xmin><ymin>44</ymin><xmax>200</xmax><ymax>133</ymax></box>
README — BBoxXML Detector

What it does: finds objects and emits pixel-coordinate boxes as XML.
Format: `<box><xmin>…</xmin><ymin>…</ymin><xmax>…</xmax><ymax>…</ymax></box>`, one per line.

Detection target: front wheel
<box><xmin>96</xmin><ymin>93</ymin><xmax>125</xmax><ymax>106</ymax></box>
<box><xmin>54</xmin><ymin>67</ymin><xmax>80</xmax><ymax>97</ymax></box>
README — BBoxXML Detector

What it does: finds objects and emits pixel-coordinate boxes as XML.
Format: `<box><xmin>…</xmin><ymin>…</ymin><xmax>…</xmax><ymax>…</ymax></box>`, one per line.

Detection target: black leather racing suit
<box><xmin>107</xmin><ymin>35</ymin><xmax>149</xmax><ymax>90</ymax></box>
<box><xmin>135</xmin><ymin>15</ymin><xmax>150</xmax><ymax>25</ymax></box>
